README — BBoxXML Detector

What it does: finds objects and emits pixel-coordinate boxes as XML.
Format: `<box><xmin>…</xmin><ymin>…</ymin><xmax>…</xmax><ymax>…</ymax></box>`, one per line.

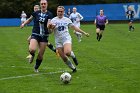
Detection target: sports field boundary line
<box><xmin>0</xmin><ymin>70</ymin><xmax>64</xmax><ymax>81</ymax></box>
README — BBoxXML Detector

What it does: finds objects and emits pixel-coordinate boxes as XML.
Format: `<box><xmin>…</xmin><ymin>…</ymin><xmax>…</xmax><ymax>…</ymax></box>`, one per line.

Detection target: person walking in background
<box><xmin>66</xmin><ymin>8</ymin><xmax>71</xmax><ymax>17</ymax></box>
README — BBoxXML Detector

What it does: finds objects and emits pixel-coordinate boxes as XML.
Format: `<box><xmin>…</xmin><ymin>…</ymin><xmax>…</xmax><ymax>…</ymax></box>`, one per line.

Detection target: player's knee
<box><xmin>65</xmin><ymin>52</ymin><xmax>71</xmax><ymax>57</ymax></box>
<box><xmin>29</xmin><ymin>48</ymin><xmax>36</xmax><ymax>54</ymax></box>
<box><xmin>37</xmin><ymin>54</ymin><xmax>43</xmax><ymax>60</ymax></box>
<box><xmin>27</xmin><ymin>39</ymin><xmax>30</xmax><ymax>42</ymax></box>
<box><xmin>61</xmin><ymin>56</ymin><xmax>68</xmax><ymax>62</ymax></box>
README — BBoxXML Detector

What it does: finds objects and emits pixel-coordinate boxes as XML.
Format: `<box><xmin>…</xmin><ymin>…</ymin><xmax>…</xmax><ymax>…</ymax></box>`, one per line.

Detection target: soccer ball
<box><xmin>60</xmin><ymin>72</ymin><xmax>71</xmax><ymax>84</ymax></box>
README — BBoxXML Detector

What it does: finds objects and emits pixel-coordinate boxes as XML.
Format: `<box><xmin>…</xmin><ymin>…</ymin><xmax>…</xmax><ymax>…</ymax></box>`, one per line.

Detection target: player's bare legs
<box><xmin>26</xmin><ymin>36</ymin><xmax>32</xmax><ymax>59</ymax></box>
<box><xmin>28</xmin><ymin>39</ymin><xmax>38</xmax><ymax>63</ymax></box>
<box><xmin>96</xmin><ymin>28</ymin><xmax>100</xmax><ymax>41</ymax></box>
<box><xmin>57</xmin><ymin>44</ymin><xmax>77</xmax><ymax>72</ymax></box>
<box><xmin>34</xmin><ymin>42</ymin><xmax>47</xmax><ymax>72</ymax></box>
<box><xmin>128</xmin><ymin>21</ymin><xmax>134</xmax><ymax>31</ymax></box>
<box><xmin>96</xmin><ymin>28</ymin><xmax>103</xmax><ymax>41</ymax></box>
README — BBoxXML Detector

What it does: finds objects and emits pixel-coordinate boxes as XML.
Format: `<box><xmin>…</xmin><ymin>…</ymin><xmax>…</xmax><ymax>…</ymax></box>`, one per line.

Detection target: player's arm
<box><xmin>76</xmin><ymin>13</ymin><xmax>83</xmax><ymax>22</ymax></box>
<box><xmin>78</xmin><ymin>13</ymin><xmax>83</xmax><ymax>20</ymax></box>
<box><xmin>70</xmin><ymin>24</ymin><xmax>89</xmax><ymax>37</ymax></box>
<box><xmin>47</xmin><ymin>19</ymin><xmax>56</xmax><ymax>33</ymax></box>
<box><xmin>25</xmin><ymin>14</ymin><xmax>27</xmax><ymax>18</ymax></box>
<box><xmin>47</xmin><ymin>19</ymin><xmax>51</xmax><ymax>28</ymax></box>
<box><xmin>125</xmin><ymin>11</ymin><xmax>129</xmax><ymax>16</ymax></box>
<box><xmin>105</xmin><ymin>19</ymin><xmax>108</xmax><ymax>25</ymax></box>
<box><xmin>69</xmin><ymin>14</ymin><xmax>72</xmax><ymax>20</ymax></box>
<box><xmin>132</xmin><ymin>11</ymin><xmax>135</xmax><ymax>16</ymax></box>
<box><xmin>94</xmin><ymin>19</ymin><xmax>96</xmax><ymax>24</ymax></box>
<box><xmin>20</xmin><ymin>15</ymin><xmax>33</xmax><ymax>28</ymax></box>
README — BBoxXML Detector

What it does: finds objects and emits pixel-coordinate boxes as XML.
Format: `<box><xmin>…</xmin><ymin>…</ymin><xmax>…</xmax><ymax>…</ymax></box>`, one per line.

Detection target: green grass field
<box><xmin>0</xmin><ymin>24</ymin><xmax>140</xmax><ymax>93</ymax></box>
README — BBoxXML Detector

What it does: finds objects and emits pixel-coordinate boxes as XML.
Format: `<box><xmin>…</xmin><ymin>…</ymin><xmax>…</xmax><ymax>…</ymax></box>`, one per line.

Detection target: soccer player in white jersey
<box><xmin>20</xmin><ymin>11</ymin><xmax>27</xmax><ymax>24</ymax></box>
<box><xmin>69</xmin><ymin>7</ymin><xmax>83</xmax><ymax>42</ymax></box>
<box><xmin>48</xmin><ymin>6</ymin><xmax>89</xmax><ymax>72</ymax></box>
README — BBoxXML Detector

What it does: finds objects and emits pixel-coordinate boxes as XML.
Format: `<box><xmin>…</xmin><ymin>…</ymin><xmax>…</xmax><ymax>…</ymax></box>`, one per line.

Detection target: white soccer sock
<box><xmin>75</xmin><ymin>32</ymin><xmax>82</xmax><ymax>42</ymax></box>
<box><xmin>70</xmin><ymin>51</ymin><xmax>75</xmax><ymax>58</ymax></box>
<box><xmin>75</xmin><ymin>31</ymin><xmax>82</xmax><ymax>35</ymax></box>
<box><xmin>65</xmin><ymin>58</ymin><xmax>75</xmax><ymax>70</ymax></box>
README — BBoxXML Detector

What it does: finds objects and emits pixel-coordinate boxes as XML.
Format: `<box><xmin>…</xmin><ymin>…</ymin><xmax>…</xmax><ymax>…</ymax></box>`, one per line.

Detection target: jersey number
<box><xmin>58</xmin><ymin>26</ymin><xmax>64</xmax><ymax>31</ymax></box>
<box><xmin>39</xmin><ymin>17</ymin><xmax>45</xmax><ymax>23</ymax></box>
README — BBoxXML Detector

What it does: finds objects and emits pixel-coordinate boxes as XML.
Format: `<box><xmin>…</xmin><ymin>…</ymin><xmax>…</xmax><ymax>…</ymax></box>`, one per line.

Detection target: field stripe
<box><xmin>0</xmin><ymin>65</ymin><xmax>82</xmax><ymax>70</ymax></box>
<box><xmin>0</xmin><ymin>70</ymin><xmax>64</xmax><ymax>81</ymax></box>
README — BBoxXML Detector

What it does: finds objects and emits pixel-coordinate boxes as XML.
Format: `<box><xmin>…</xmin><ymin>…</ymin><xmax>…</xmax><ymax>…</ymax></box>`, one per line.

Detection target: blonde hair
<box><xmin>73</xmin><ymin>7</ymin><xmax>77</xmax><ymax>10</ymax></box>
<box><xmin>128</xmin><ymin>6</ymin><xmax>133</xmax><ymax>10</ymax></box>
<box><xmin>57</xmin><ymin>6</ymin><xmax>65</xmax><ymax>10</ymax></box>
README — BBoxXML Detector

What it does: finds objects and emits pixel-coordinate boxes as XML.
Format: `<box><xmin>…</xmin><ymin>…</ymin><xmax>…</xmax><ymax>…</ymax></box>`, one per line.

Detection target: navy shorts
<box><xmin>129</xmin><ymin>19</ymin><xmax>134</xmax><ymax>22</ymax></box>
<box><xmin>31</xmin><ymin>34</ymin><xmax>48</xmax><ymax>43</ymax></box>
<box><xmin>96</xmin><ymin>24</ymin><xmax>105</xmax><ymax>30</ymax></box>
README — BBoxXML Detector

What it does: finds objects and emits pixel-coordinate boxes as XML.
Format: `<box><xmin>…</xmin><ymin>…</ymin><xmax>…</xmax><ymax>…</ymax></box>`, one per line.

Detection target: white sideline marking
<box><xmin>0</xmin><ymin>71</ymin><xmax>64</xmax><ymax>81</ymax></box>
<box><xmin>0</xmin><ymin>65</ymin><xmax>82</xmax><ymax>70</ymax></box>
<box><xmin>0</xmin><ymin>65</ymin><xmax>82</xmax><ymax>81</ymax></box>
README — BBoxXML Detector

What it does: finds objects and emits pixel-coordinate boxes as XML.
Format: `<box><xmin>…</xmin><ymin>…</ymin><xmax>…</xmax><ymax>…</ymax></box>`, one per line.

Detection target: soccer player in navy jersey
<box><xmin>126</xmin><ymin>6</ymin><xmax>135</xmax><ymax>31</ymax></box>
<box><xmin>94</xmin><ymin>9</ymin><xmax>108</xmax><ymax>41</ymax></box>
<box><xmin>25</xmin><ymin>5</ymin><xmax>58</xmax><ymax>59</ymax></box>
<box><xmin>20</xmin><ymin>0</ymin><xmax>53</xmax><ymax>72</ymax></box>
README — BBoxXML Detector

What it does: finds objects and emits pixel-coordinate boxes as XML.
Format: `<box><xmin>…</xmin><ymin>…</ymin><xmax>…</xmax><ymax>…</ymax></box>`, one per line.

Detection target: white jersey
<box><xmin>51</xmin><ymin>16</ymin><xmax>73</xmax><ymax>38</ymax></box>
<box><xmin>51</xmin><ymin>16</ymin><xmax>73</xmax><ymax>48</ymax></box>
<box><xmin>69</xmin><ymin>12</ymin><xmax>83</xmax><ymax>27</ymax></box>
<box><xmin>21</xmin><ymin>13</ymin><xmax>27</xmax><ymax>22</ymax></box>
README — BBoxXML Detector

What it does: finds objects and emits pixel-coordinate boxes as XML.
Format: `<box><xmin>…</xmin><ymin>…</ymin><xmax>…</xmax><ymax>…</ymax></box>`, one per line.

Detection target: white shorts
<box><xmin>55</xmin><ymin>35</ymin><xmax>72</xmax><ymax>48</ymax></box>
<box><xmin>21</xmin><ymin>18</ymin><xmax>26</xmax><ymax>22</ymax></box>
<box><xmin>73</xmin><ymin>23</ymin><xmax>80</xmax><ymax>28</ymax></box>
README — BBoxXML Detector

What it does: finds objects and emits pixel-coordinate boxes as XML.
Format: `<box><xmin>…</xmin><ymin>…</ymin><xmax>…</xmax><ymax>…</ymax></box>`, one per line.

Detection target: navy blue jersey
<box><xmin>32</xmin><ymin>10</ymin><xmax>53</xmax><ymax>36</ymax></box>
<box><xmin>126</xmin><ymin>10</ymin><xmax>134</xmax><ymax>19</ymax></box>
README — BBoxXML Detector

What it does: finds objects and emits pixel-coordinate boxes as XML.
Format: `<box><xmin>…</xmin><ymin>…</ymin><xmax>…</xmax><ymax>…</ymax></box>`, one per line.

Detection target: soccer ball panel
<box><xmin>60</xmin><ymin>72</ymin><xmax>71</xmax><ymax>84</ymax></box>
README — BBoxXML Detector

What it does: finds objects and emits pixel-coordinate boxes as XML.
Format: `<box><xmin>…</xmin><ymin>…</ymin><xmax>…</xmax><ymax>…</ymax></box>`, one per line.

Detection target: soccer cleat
<box><xmin>34</xmin><ymin>69</ymin><xmax>39</xmax><ymax>73</ymax></box>
<box><xmin>72</xmin><ymin>68</ymin><xmax>77</xmax><ymax>73</ymax></box>
<box><xmin>26</xmin><ymin>54</ymin><xmax>32</xmax><ymax>59</ymax></box>
<box><xmin>132</xmin><ymin>27</ymin><xmax>135</xmax><ymax>31</ymax></box>
<box><xmin>29</xmin><ymin>55</ymin><xmax>34</xmax><ymax>64</ymax></box>
<box><xmin>97</xmin><ymin>36</ymin><xmax>99</xmax><ymax>41</ymax></box>
<box><xmin>72</xmin><ymin>57</ymin><xmax>78</xmax><ymax>66</ymax></box>
<box><xmin>56</xmin><ymin>49</ymin><xmax>60</xmax><ymax>57</ymax></box>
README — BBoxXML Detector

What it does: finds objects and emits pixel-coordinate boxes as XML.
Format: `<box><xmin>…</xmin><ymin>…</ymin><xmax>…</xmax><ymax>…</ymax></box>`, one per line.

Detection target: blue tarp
<box><xmin>64</xmin><ymin>3</ymin><xmax>140</xmax><ymax>21</ymax></box>
<box><xmin>0</xmin><ymin>18</ymin><xmax>33</xmax><ymax>26</ymax></box>
<box><xmin>0</xmin><ymin>3</ymin><xmax>139</xmax><ymax>26</ymax></box>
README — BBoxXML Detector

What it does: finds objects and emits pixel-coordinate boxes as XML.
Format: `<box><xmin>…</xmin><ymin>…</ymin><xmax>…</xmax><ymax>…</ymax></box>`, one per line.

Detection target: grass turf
<box><xmin>0</xmin><ymin>23</ymin><xmax>140</xmax><ymax>93</ymax></box>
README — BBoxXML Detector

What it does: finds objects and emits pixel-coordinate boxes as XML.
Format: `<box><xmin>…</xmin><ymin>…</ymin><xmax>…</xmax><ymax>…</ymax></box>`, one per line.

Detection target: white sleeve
<box><xmin>51</xmin><ymin>19</ymin><xmax>55</xmax><ymax>24</ymax></box>
<box><xmin>69</xmin><ymin>14</ymin><xmax>72</xmax><ymax>19</ymax></box>
<box><xmin>78</xmin><ymin>13</ymin><xmax>83</xmax><ymax>20</ymax></box>
<box><xmin>67</xmin><ymin>18</ymin><xmax>74</xmax><ymax>27</ymax></box>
